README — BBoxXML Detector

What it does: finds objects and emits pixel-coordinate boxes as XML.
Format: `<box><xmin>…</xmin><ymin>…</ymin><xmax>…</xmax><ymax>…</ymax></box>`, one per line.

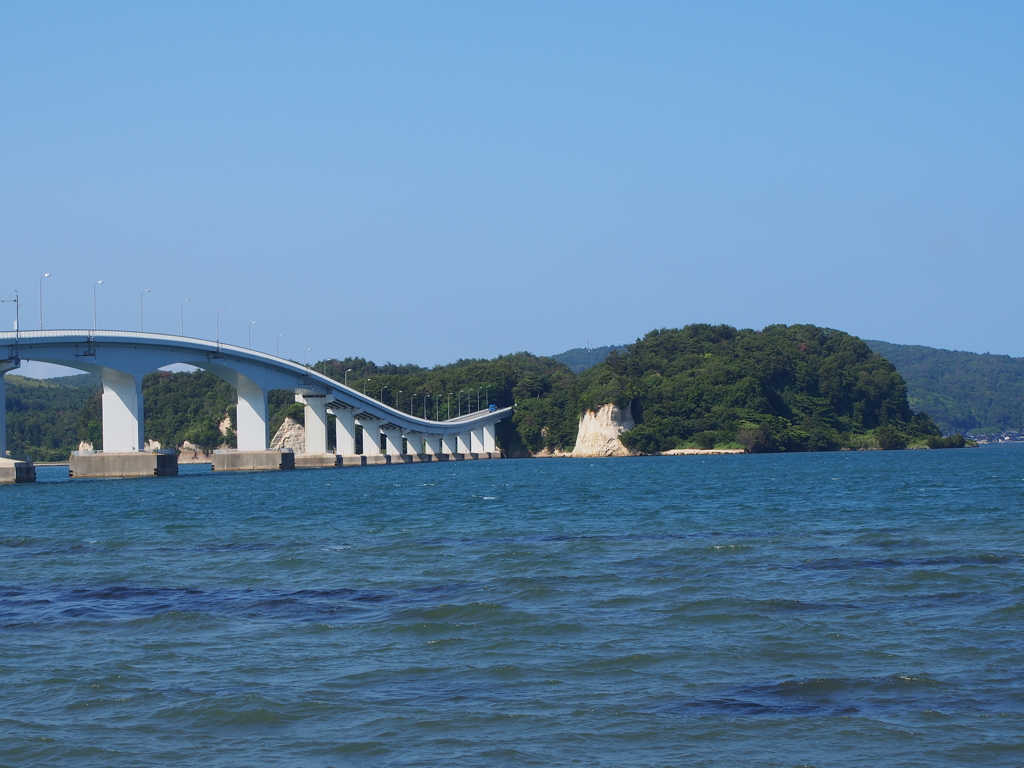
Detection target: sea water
<box><xmin>2</xmin><ymin>447</ymin><xmax>1023</xmax><ymax>767</ymax></box>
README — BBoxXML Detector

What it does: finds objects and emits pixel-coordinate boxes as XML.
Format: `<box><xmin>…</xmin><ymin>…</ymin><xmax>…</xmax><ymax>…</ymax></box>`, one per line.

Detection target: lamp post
<box><xmin>39</xmin><ymin>273</ymin><xmax>50</xmax><ymax>330</ymax></box>
<box><xmin>423</xmin><ymin>393</ymin><xmax>429</xmax><ymax>419</ymax></box>
<box><xmin>305</xmin><ymin>348</ymin><xmax>312</xmax><ymax>369</ymax></box>
<box><xmin>485</xmin><ymin>386</ymin><xmax>490</xmax><ymax>407</ymax></box>
<box><xmin>344</xmin><ymin>368</ymin><xmax>353</xmax><ymax>386</ymax></box>
<box><xmin>448</xmin><ymin>392</ymin><xmax>453</xmax><ymax>420</ymax></box>
<box><xmin>411</xmin><ymin>393</ymin><xmax>418</xmax><ymax>415</ymax></box>
<box><xmin>140</xmin><ymin>289</ymin><xmax>150</xmax><ymax>331</ymax></box>
<box><xmin>276</xmin><ymin>333</ymin><xmax>284</xmax><ymax>357</ymax></box>
<box><xmin>93</xmin><ymin>281</ymin><xmax>104</xmax><ymax>331</ymax></box>
<box><xmin>477</xmin><ymin>387</ymin><xmax>482</xmax><ymax>412</ymax></box>
<box><xmin>364</xmin><ymin>378</ymin><xmax>371</xmax><ymax>394</ymax></box>
<box><xmin>216</xmin><ymin>309</ymin><xmax>226</xmax><ymax>344</ymax></box>
<box><xmin>248</xmin><ymin>321</ymin><xmax>257</xmax><ymax>349</ymax></box>
<box><xmin>397</xmin><ymin>390</ymin><xmax>402</xmax><ymax>411</ymax></box>
<box><xmin>180</xmin><ymin>299</ymin><xmax>190</xmax><ymax>336</ymax></box>
<box><xmin>379</xmin><ymin>384</ymin><xmax>388</xmax><ymax>402</ymax></box>
<box><xmin>458</xmin><ymin>390</ymin><xmax>463</xmax><ymax>417</ymax></box>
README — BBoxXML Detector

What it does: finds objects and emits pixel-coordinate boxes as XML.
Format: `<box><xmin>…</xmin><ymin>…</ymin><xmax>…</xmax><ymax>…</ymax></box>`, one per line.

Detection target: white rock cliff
<box><xmin>270</xmin><ymin>416</ymin><xmax>305</xmax><ymax>452</ymax></box>
<box><xmin>570</xmin><ymin>402</ymin><xmax>636</xmax><ymax>457</ymax></box>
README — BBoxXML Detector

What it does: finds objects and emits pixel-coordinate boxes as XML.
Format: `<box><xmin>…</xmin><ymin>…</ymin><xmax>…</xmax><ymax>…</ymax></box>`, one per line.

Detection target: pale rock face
<box><xmin>270</xmin><ymin>416</ymin><xmax>305</xmax><ymax>452</ymax></box>
<box><xmin>78</xmin><ymin>441</ymin><xmax>94</xmax><ymax>452</ymax></box>
<box><xmin>571</xmin><ymin>402</ymin><xmax>636</xmax><ymax>457</ymax></box>
<box><xmin>144</xmin><ymin>439</ymin><xmax>161</xmax><ymax>452</ymax></box>
<box><xmin>218</xmin><ymin>416</ymin><xmax>232</xmax><ymax>436</ymax></box>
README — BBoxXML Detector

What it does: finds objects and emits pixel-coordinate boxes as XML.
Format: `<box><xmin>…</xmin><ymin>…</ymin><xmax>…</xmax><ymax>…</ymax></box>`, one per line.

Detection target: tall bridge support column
<box><xmin>383</xmin><ymin>426</ymin><xmax>403</xmax><ymax>456</ymax></box>
<box><xmin>333</xmin><ymin>408</ymin><xmax>357</xmax><ymax>456</ymax></box>
<box><xmin>441</xmin><ymin>434</ymin><xmax>458</xmax><ymax>455</ymax></box>
<box><xmin>236</xmin><ymin>381</ymin><xmax>269</xmax><ymax>451</ymax></box>
<box><xmin>422</xmin><ymin>435</ymin><xmax>439</xmax><ymax>456</ymax></box>
<box><xmin>457</xmin><ymin>431</ymin><xmax>472</xmax><ymax>454</ymax></box>
<box><xmin>1</xmin><ymin>363</ymin><xmax>12</xmax><ymax>458</ymax></box>
<box><xmin>483</xmin><ymin>423</ymin><xmax>497</xmax><ymax>453</ymax></box>
<box><xmin>0</xmin><ymin>360</ymin><xmax>18</xmax><ymax>459</ymax></box>
<box><xmin>101</xmin><ymin>371</ymin><xmax>144</xmax><ymax>453</ymax></box>
<box><xmin>470</xmin><ymin>426</ymin><xmax>485</xmax><ymax>454</ymax></box>
<box><xmin>1</xmin><ymin>362</ymin><xmax>36</xmax><ymax>482</ymax></box>
<box><xmin>298</xmin><ymin>394</ymin><xmax>328</xmax><ymax>454</ymax></box>
<box><xmin>359</xmin><ymin>418</ymin><xmax>381</xmax><ymax>456</ymax></box>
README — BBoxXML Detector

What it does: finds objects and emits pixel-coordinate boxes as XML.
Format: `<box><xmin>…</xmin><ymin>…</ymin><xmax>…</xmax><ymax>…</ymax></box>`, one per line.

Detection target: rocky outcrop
<box><xmin>270</xmin><ymin>417</ymin><xmax>305</xmax><ymax>452</ymax></box>
<box><xmin>571</xmin><ymin>402</ymin><xmax>636</xmax><ymax>457</ymax></box>
<box><xmin>144</xmin><ymin>439</ymin><xmax>161</xmax><ymax>452</ymax></box>
<box><xmin>78</xmin><ymin>441</ymin><xmax>94</xmax><ymax>452</ymax></box>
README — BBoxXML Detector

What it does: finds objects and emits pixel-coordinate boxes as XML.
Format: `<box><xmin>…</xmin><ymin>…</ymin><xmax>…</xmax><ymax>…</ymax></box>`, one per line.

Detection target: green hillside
<box><xmin>865</xmin><ymin>341</ymin><xmax>1024</xmax><ymax>436</ymax></box>
<box><xmin>4</xmin><ymin>375</ymin><xmax>101</xmax><ymax>461</ymax></box>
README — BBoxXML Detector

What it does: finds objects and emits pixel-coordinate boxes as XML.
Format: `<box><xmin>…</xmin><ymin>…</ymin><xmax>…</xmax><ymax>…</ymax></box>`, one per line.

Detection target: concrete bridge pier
<box><xmin>101</xmin><ymin>370</ymin><xmax>144</xmax><ymax>453</ymax></box>
<box><xmin>403</xmin><ymin>432</ymin><xmax>431</xmax><ymax>461</ymax></box>
<box><xmin>0</xmin><ymin>359</ymin><xmax>17</xmax><ymax>460</ymax></box>
<box><xmin>382</xmin><ymin>425</ymin><xmax>405</xmax><ymax>460</ymax></box>
<box><xmin>235</xmin><ymin>381</ymin><xmax>270</xmax><ymax>451</ymax></box>
<box><xmin>483</xmin><ymin>423</ymin><xmax>497</xmax><ymax>453</ymax></box>
<box><xmin>292</xmin><ymin>394</ymin><xmax>337</xmax><ymax>468</ymax></box>
<box><xmin>457</xmin><ymin>431</ymin><xmax>473</xmax><ymax>455</ymax></box>
<box><xmin>299</xmin><ymin>395</ymin><xmax>328</xmax><ymax>453</ymax></box>
<box><xmin>0</xmin><ymin>360</ymin><xmax>35</xmax><ymax>483</ymax></box>
<box><xmin>358</xmin><ymin>417</ymin><xmax>386</xmax><ymax>463</ymax></box>
<box><xmin>69</xmin><ymin>369</ymin><xmax>178</xmax><ymax>479</ymax></box>
<box><xmin>470</xmin><ymin>425</ymin><xmax>485</xmax><ymax>455</ymax></box>
<box><xmin>332</xmin><ymin>406</ymin><xmax>357</xmax><ymax>456</ymax></box>
<box><xmin>442</xmin><ymin>433</ymin><xmax>459</xmax><ymax>457</ymax></box>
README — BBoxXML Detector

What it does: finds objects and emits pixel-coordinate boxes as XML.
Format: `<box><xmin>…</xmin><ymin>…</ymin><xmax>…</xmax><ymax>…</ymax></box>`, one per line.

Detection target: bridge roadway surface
<box><xmin>0</xmin><ymin>330</ymin><xmax>511</xmax><ymax>461</ymax></box>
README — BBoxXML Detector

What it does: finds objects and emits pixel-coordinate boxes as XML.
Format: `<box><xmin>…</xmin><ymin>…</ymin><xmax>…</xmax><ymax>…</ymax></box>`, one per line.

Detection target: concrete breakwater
<box><xmin>62</xmin><ymin>449</ymin><xmax>504</xmax><ymax>479</ymax></box>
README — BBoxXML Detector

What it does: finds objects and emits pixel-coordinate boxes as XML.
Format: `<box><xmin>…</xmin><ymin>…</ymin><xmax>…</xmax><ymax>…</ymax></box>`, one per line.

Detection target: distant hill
<box><xmin>866</xmin><ymin>341</ymin><xmax>1024</xmax><ymax>436</ymax></box>
<box><xmin>552</xmin><ymin>345</ymin><xmax>625</xmax><ymax>373</ymax></box>
<box><xmin>4</xmin><ymin>374</ymin><xmax>100</xmax><ymax>461</ymax></box>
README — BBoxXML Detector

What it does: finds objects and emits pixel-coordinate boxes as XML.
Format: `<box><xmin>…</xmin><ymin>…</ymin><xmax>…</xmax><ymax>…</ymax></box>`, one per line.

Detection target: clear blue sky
<box><xmin>2</xmin><ymin>1</ymin><xmax>1022</xmax><ymax>372</ymax></box>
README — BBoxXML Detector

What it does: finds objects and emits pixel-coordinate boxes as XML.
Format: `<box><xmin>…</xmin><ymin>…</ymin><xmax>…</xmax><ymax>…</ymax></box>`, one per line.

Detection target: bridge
<box><xmin>1</xmin><ymin>330</ymin><xmax>511</xmax><ymax>481</ymax></box>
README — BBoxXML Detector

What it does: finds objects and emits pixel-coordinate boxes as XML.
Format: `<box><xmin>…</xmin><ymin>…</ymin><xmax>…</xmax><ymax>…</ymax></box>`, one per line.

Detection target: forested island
<box><xmin>4</xmin><ymin>323</ymin><xmax>971</xmax><ymax>461</ymax></box>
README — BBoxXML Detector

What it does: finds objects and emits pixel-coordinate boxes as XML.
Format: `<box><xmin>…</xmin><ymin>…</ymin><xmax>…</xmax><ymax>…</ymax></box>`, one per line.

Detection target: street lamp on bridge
<box><xmin>140</xmin><ymin>290</ymin><xmax>150</xmax><ymax>331</ymax></box>
<box><xmin>180</xmin><ymin>299</ymin><xmax>190</xmax><ymax>336</ymax></box>
<box><xmin>39</xmin><ymin>273</ymin><xmax>51</xmax><ymax>330</ymax></box>
<box><xmin>93</xmin><ymin>281</ymin><xmax>104</xmax><ymax>331</ymax></box>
